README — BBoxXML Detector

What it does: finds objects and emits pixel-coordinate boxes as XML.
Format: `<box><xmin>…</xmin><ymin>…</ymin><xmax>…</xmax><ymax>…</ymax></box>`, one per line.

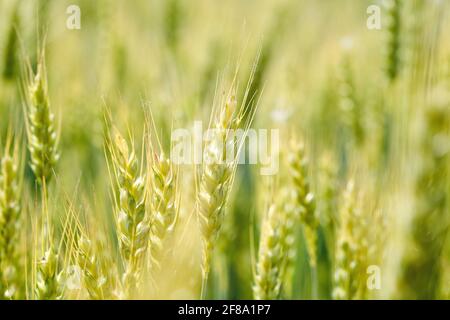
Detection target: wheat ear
<box><xmin>332</xmin><ymin>180</ymin><xmax>371</xmax><ymax>300</ymax></box>
<box><xmin>76</xmin><ymin>235</ymin><xmax>119</xmax><ymax>299</ymax></box>
<box><xmin>2</xmin><ymin>3</ymin><xmax>19</xmax><ymax>80</ymax></box>
<box><xmin>25</xmin><ymin>52</ymin><xmax>59</xmax><ymax>184</ymax></box>
<box><xmin>253</xmin><ymin>200</ymin><xmax>290</xmax><ymax>300</ymax></box>
<box><xmin>35</xmin><ymin>247</ymin><xmax>62</xmax><ymax>300</ymax></box>
<box><xmin>278</xmin><ymin>189</ymin><xmax>301</xmax><ymax>297</ymax></box>
<box><xmin>148</xmin><ymin>151</ymin><xmax>178</xmax><ymax>271</ymax></box>
<box><xmin>288</xmin><ymin>139</ymin><xmax>318</xmax><ymax>268</ymax></box>
<box><xmin>34</xmin><ymin>181</ymin><xmax>63</xmax><ymax>300</ymax></box>
<box><xmin>337</xmin><ymin>55</ymin><xmax>365</xmax><ymax>146</ymax></box>
<box><xmin>0</xmin><ymin>139</ymin><xmax>22</xmax><ymax>299</ymax></box>
<box><xmin>196</xmin><ymin>91</ymin><xmax>244</xmax><ymax>297</ymax></box>
<box><xmin>384</xmin><ymin>0</ymin><xmax>402</xmax><ymax>82</ymax></box>
<box><xmin>106</xmin><ymin>129</ymin><xmax>149</xmax><ymax>298</ymax></box>
<box><xmin>396</xmin><ymin>94</ymin><xmax>449</xmax><ymax>299</ymax></box>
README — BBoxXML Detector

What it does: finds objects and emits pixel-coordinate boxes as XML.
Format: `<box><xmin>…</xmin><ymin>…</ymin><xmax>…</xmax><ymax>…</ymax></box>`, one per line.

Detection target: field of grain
<box><xmin>0</xmin><ymin>0</ymin><xmax>449</xmax><ymax>300</ymax></box>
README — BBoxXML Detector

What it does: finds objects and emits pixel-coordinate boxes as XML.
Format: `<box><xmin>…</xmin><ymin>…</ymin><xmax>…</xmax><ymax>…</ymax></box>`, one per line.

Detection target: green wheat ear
<box><xmin>34</xmin><ymin>179</ymin><xmax>64</xmax><ymax>300</ymax></box>
<box><xmin>25</xmin><ymin>54</ymin><xmax>59</xmax><ymax>184</ymax></box>
<box><xmin>105</xmin><ymin>126</ymin><xmax>149</xmax><ymax>298</ymax></box>
<box><xmin>35</xmin><ymin>247</ymin><xmax>62</xmax><ymax>300</ymax></box>
<box><xmin>164</xmin><ymin>0</ymin><xmax>182</xmax><ymax>52</ymax></box>
<box><xmin>384</xmin><ymin>0</ymin><xmax>402</xmax><ymax>82</ymax></box>
<box><xmin>288</xmin><ymin>139</ymin><xmax>318</xmax><ymax>268</ymax></box>
<box><xmin>253</xmin><ymin>203</ymin><xmax>285</xmax><ymax>300</ymax></box>
<box><xmin>332</xmin><ymin>181</ymin><xmax>358</xmax><ymax>300</ymax></box>
<box><xmin>337</xmin><ymin>56</ymin><xmax>365</xmax><ymax>146</ymax></box>
<box><xmin>148</xmin><ymin>151</ymin><xmax>178</xmax><ymax>271</ymax></box>
<box><xmin>0</xmin><ymin>139</ymin><xmax>22</xmax><ymax>299</ymax></box>
<box><xmin>397</xmin><ymin>90</ymin><xmax>450</xmax><ymax>299</ymax></box>
<box><xmin>2</xmin><ymin>3</ymin><xmax>20</xmax><ymax>81</ymax></box>
<box><xmin>332</xmin><ymin>180</ymin><xmax>373</xmax><ymax>300</ymax></box>
<box><xmin>197</xmin><ymin>94</ymin><xmax>237</xmax><ymax>291</ymax></box>
<box><xmin>76</xmin><ymin>235</ymin><xmax>119</xmax><ymax>300</ymax></box>
<box><xmin>253</xmin><ymin>189</ymin><xmax>299</xmax><ymax>300</ymax></box>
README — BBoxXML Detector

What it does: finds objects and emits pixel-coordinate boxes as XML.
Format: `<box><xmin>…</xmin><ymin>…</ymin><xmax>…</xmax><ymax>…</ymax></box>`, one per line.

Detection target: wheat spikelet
<box><xmin>25</xmin><ymin>54</ymin><xmax>59</xmax><ymax>183</ymax></box>
<box><xmin>0</xmin><ymin>141</ymin><xmax>22</xmax><ymax>299</ymax></box>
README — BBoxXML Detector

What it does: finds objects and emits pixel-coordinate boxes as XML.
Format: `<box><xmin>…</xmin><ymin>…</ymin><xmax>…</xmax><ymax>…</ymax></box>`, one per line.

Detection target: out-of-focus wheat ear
<box><xmin>332</xmin><ymin>181</ymin><xmax>357</xmax><ymax>300</ymax></box>
<box><xmin>24</xmin><ymin>49</ymin><xmax>59</xmax><ymax>185</ymax></box>
<box><xmin>384</xmin><ymin>0</ymin><xmax>402</xmax><ymax>82</ymax></box>
<box><xmin>396</xmin><ymin>90</ymin><xmax>449</xmax><ymax>299</ymax></box>
<box><xmin>59</xmin><ymin>197</ymin><xmax>102</xmax><ymax>300</ymax></box>
<box><xmin>76</xmin><ymin>235</ymin><xmax>101</xmax><ymax>299</ymax></box>
<box><xmin>253</xmin><ymin>202</ymin><xmax>287</xmax><ymax>300</ymax></box>
<box><xmin>288</xmin><ymin>138</ymin><xmax>318</xmax><ymax>268</ymax></box>
<box><xmin>0</xmin><ymin>133</ymin><xmax>23</xmax><ymax>299</ymax></box>
<box><xmin>164</xmin><ymin>0</ymin><xmax>182</xmax><ymax>53</ymax></box>
<box><xmin>2</xmin><ymin>2</ymin><xmax>20</xmax><ymax>81</ymax></box>
<box><xmin>34</xmin><ymin>181</ymin><xmax>63</xmax><ymax>300</ymax></box>
<box><xmin>318</xmin><ymin>152</ymin><xmax>338</xmax><ymax>247</ymax></box>
<box><xmin>76</xmin><ymin>234</ymin><xmax>117</xmax><ymax>300</ymax></box>
<box><xmin>337</xmin><ymin>54</ymin><xmax>365</xmax><ymax>146</ymax></box>
<box><xmin>278</xmin><ymin>189</ymin><xmax>300</xmax><ymax>298</ymax></box>
<box><xmin>71</xmin><ymin>198</ymin><xmax>121</xmax><ymax>300</ymax></box>
<box><xmin>332</xmin><ymin>180</ymin><xmax>370</xmax><ymax>300</ymax></box>
<box><xmin>35</xmin><ymin>246</ymin><xmax>62</xmax><ymax>300</ymax></box>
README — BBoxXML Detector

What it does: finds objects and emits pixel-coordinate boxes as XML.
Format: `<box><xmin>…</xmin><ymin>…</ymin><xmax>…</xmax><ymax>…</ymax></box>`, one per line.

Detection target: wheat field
<box><xmin>0</xmin><ymin>0</ymin><xmax>449</xmax><ymax>300</ymax></box>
